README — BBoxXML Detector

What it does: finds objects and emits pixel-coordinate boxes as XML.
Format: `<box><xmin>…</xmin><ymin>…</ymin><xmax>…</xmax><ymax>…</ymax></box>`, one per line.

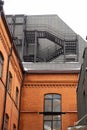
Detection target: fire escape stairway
<box><xmin>24</xmin><ymin>30</ymin><xmax>64</xmax><ymax>62</ymax></box>
<box><xmin>38</xmin><ymin>31</ymin><xmax>64</xmax><ymax>47</ymax></box>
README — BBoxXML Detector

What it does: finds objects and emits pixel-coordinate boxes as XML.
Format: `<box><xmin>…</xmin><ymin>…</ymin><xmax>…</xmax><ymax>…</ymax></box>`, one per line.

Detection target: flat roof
<box><xmin>23</xmin><ymin>62</ymin><xmax>80</xmax><ymax>73</ymax></box>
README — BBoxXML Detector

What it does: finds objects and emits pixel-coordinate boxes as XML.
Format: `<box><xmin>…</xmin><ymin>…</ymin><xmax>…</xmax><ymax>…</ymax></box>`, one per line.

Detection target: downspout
<box><xmin>2</xmin><ymin>40</ymin><xmax>13</xmax><ymax>130</ymax></box>
<box><xmin>18</xmin><ymin>71</ymin><xmax>26</xmax><ymax>130</ymax></box>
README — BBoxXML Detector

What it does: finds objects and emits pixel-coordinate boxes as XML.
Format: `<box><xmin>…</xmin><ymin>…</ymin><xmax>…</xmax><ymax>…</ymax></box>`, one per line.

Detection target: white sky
<box><xmin>4</xmin><ymin>0</ymin><xmax>87</xmax><ymax>40</ymax></box>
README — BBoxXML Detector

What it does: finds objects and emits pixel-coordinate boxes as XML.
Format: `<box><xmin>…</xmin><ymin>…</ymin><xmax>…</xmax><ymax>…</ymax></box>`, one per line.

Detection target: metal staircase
<box><xmin>24</xmin><ymin>30</ymin><xmax>64</xmax><ymax>62</ymax></box>
<box><xmin>25</xmin><ymin>30</ymin><xmax>64</xmax><ymax>47</ymax></box>
<box><xmin>6</xmin><ymin>15</ymin><xmax>78</xmax><ymax>62</ymax></box>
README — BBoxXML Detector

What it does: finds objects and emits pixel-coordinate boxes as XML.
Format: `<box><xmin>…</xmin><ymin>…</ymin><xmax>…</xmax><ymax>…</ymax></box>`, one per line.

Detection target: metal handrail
<box><xmin>74</xmin><ymin>114</ymin><xmax>87</xmax><ymax>126</ymax></box>
<box><xmin>27</xmin><ymin>24</ymin><xmax>77</xmax><ymax>40</ymax></box>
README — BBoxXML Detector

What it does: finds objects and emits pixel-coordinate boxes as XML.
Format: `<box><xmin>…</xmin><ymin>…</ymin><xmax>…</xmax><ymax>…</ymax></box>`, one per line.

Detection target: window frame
<box><xmin>7</xmin><ymin>71</ymin><xmax>12</xmax><ymax>94</ymax></box>
<box><xmin>15</xmin><ymin>87</ymin><xmax>19</xmax><ymax>106</ymax></box>
<box><xmin>44</xmin><ymin>94</ymin><xmax>61</xmax><ymax>130</ymax></box>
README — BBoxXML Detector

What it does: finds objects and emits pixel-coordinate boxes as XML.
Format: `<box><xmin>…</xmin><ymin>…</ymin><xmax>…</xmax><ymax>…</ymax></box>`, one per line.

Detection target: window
<box><xmin>65</xmin><ymin>41</ymin><xmax>77</xmax><ymax>55</ymax></box>
<box><xmin>0</xmin><ymin>52</ymin><xmax>4</xmax><ymax>77</ymax></box>
<box><xmin>13</xmin><ymin>124</ymin><xmax>16</xmax><ymax>130</ymax></box>
<box><xmin>44</xmin><ymin>94</ymin><xmax>61</xmax><ymax>130</ymax></box>
<box><xmin>15</xmin><ymin>87</ymin><xmax>19</xmax><ymax>106</ymax></box>
<box><xmin>7</xmin><ymin>71</ymin><xmax>12</xmax><ymax>93</ymax></box>
<box><xmin>4</xmin><ymin>114</ymin><xmax>9</xmax><ymax>130</ymax></box>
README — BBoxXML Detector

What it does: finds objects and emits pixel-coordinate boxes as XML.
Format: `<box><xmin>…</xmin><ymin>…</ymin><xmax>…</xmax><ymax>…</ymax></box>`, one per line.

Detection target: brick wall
<box><xmin>20</xmin><ymin>73</ymin><xmax>78</xmax><ymax>130</ymax></box>
<box><xmin>0</xmin><ymin>13</ymin><xmax>23</xmax><ymax>130</ymax></box>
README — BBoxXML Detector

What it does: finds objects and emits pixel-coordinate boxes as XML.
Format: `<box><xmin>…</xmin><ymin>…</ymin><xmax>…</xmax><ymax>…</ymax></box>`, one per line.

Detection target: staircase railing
<box><xmin>27</xmin><ymin>24</ymin><xmax>77</xmax><ymax>41</ymax></box>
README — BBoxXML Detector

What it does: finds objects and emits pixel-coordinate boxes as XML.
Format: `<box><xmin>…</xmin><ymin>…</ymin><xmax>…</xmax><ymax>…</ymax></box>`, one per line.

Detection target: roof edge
<box><xmin>25</xmin><ymin>69</ymin><xmax>80</xmax><ymax>74</ymax></box>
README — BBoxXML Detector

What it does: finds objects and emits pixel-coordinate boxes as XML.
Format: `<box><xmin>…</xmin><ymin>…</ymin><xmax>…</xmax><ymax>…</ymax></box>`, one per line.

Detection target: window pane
<box><xmin>53</xmin><ymin>115</ymin><xmax>61</xmax><ymax>120</ymax></box>
<box><xmin>44</xmin><ymin>115</ymin><xmax>52</xmax><ymax>120</ymax></box>
<box><xmin>44</xmin><ymin>121</ymin><xmax>51</xmax><ymax>130</ymax></box>
<box><xmin>53</xmin><ymin>99</ymin><xmax>60</xmax><ymax>112</ymax></box>
<box><xmin>53</xmin><ymin>94</ymin><xmax>61</xmax><ymax>99</ymax></box>
<box><xmin>7</xmin><ymin>71</ymin><xmax>12</xmax><ymax>94</ymax></box>
<box><xmin>45</xmin><ymin>99</ymin><xmax>52</xmax><ymax>112</ymax></box>
<box><xmin>45</xmin><ymin>94</ymin><xmax>52</xmax><ymax>99</ymax></box>
<box><xmin>16</xmin><ymin>87</ymin><xmax>19</xmax><ymax>106</ymax></box>
<box><xmin>53</xmin><ymin>121</ymin><xmax>61</xmax><ymax>130</ymax></box>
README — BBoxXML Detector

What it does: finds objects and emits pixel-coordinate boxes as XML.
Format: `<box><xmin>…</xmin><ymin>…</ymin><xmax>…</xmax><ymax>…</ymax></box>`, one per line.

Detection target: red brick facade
<box><xmin>20</xmin><ymin>73</ymin><xmax>78</xmax><ymax>130</ymax></box>
<box><xmin>0</xmin><ymin>11</ymin><xmax>23</xmax><ymax>130</ymax></box>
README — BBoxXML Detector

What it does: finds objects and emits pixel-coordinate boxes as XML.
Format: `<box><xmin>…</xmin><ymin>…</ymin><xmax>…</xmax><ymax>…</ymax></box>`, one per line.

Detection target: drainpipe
<box><xmin>2</xmin><ymin>39</ymin><xmax>13</xmax><ymax>130</ymax></box>
<box><xmin>18</xmin><ymin>71</ymin><xmax>26</xmax><ymax>130</ymax></box>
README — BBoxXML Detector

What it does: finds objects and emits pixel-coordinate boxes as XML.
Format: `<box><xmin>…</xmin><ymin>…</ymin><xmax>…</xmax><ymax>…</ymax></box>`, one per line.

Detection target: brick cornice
<box><xmin>24</xmin><ymin>80</ymin><xmax>78</xmax><ymax>83</ymax></box>
<box><xmin>23</xmin><ymin>81</ymin><xmax>77</xmax><ymax>88</ymax></box>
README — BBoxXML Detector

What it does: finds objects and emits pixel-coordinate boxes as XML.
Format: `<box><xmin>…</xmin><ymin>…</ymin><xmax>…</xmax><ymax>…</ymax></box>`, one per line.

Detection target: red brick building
<box><xmin>0</xmin><ymin>3</ymin><xmax>23</xmax><ymax>130</ymax></box>
<box><xmin>20</xmin><ymin>72</ymin><xmax>78</xmax><ymax>130</ymax></box>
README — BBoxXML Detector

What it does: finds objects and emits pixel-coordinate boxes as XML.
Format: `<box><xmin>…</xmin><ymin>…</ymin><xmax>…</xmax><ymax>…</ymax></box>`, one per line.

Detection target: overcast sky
<box><xmin>4</xmin><ymin>0</ymin><xmax>87</xmax><ymax>40</ymax></box>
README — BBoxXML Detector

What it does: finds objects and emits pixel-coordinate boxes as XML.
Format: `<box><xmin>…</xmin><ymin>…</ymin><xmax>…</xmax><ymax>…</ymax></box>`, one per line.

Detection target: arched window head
<box><xmin>4</xmin><ymin>113</ymin><xmax>9</xmax><ymax>130</ymax></box>
<box><xmin>7</xmin><ymin>71</ymin><xmax>12</xmax><ymax>94</ymax></box>
<box><xmin>0</xmin><ymin>52</ymin><xmax>4</xmax><ymax>78</ymax></box>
